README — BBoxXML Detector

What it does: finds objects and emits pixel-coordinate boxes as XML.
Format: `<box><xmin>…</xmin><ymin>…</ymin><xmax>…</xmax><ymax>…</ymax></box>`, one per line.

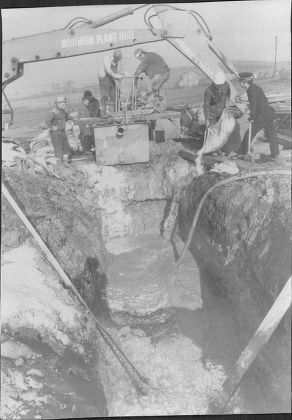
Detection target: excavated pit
<box><xmin>2</xmin><ymin>140</ymin><xmax>291</xmax><ymax>417</ymax></box>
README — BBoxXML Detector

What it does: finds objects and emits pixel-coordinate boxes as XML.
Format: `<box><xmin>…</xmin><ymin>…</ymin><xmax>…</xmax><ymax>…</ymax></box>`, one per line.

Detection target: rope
<box><xmin>2</xmin><ymin>182</ymin><xmax>150</xmax><ymax>395</ymax></box>
<box><xmin>176</xmin><ymin>169</ymin><xmax>291</xmax><ymax>266</ymax></box>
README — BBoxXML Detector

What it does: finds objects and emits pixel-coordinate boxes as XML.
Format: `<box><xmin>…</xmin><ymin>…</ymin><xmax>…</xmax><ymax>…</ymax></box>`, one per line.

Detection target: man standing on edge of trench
<box><xmin>133</xmin><ymin>49</ymin><xmax>170</xmax><ymax>111</ymax></box>
<box><xmin>98</xmin><ymin>50</ymin><xmax>125</xmax><ymax>116</ymax></box>
<box><xmin>237</xmin><ymin>72</ymin><xmax>280</xmax><ymax>160</ymax></box>
<box><xmin>45</xmin><ymin>96</ymin><xmax>73</xmax><ymax>168</ymax></box>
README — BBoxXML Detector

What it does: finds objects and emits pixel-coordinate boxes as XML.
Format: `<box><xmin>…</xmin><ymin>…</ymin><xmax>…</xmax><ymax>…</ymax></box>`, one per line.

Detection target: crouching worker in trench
<box><xmin>45</xmin><ymin>96</ymin><xmax>73</xmax><ymax>167</ymax></box>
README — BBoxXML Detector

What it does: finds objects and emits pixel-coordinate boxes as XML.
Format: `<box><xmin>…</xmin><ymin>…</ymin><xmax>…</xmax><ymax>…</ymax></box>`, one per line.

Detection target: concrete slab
<box><xmin>94</xmin><ymin>123</ymin><xmax>149</xmax><ymax>165</ymax></box>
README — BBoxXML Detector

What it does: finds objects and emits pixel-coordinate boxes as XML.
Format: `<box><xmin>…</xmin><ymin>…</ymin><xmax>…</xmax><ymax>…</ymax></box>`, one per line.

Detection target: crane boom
<box><xmin>2</xmin><ymin>28</ymin><xmax>160</xmax><ymax>88</ymax></box>
<box><xmin>2</xmin><ymin>3</ymin><xmax>246</xmax><ymax>124</ymax></box>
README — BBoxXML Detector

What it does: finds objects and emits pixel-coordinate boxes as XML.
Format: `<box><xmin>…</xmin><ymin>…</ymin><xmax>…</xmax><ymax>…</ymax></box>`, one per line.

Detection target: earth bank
<box><xmin>1</xmin><ymin>140</ymin><xmax>291</xmax><ymax>416</ymax></box>
<box><xmin>178</xmin><ymin>166</ymin><xmax>291</xmax><ymax>411</ymax></box>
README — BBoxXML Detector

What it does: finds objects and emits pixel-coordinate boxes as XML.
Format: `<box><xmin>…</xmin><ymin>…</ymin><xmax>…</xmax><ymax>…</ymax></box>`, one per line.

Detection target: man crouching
<box><xmin>45</xmin><ymin>96</ymin><xmax>73</xmax><ymax>167</ymax></box>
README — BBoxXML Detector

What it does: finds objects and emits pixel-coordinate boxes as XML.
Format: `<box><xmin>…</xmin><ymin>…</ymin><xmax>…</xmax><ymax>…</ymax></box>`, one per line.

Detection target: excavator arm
<box><xmin>2</xmin><ymin>4</ymin><xmax>245</xmax><ymax>123</ymax></box>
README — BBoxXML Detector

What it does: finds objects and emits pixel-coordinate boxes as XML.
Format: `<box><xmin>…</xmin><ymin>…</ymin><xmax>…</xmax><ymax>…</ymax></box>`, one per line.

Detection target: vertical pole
<box><xmin>274</xmin><ymin>36</ymin><xmax>278</xmax><ymax>75</ymax></box>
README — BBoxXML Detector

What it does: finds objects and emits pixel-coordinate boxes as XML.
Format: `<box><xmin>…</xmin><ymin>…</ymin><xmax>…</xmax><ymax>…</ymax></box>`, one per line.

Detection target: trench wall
<box><xmin>178</xmin><ymin>171</ymin><xmax>291</xmax><ymax>410</ymax></box>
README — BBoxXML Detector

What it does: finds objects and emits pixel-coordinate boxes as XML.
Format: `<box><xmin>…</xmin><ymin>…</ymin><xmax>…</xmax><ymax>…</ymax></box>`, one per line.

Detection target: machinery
<box><xmin>2</xmin><ymin>3</ymin><xmax>247</xmax><ymax>163</ymax></box>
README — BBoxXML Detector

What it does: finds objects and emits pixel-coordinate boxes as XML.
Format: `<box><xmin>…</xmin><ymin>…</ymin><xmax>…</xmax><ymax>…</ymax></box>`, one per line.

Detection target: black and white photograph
<box><xmin>1</xmin><ymin>0</ymin><xmax>291</xmax><ymax>418</ymax></box>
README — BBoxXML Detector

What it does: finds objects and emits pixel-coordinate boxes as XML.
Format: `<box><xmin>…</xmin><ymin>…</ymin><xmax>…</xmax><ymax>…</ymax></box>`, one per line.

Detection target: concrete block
<box><xmin>94</xmin><ymin>123</ymin><xmax>149</xmax><ymax>165</ymax></box>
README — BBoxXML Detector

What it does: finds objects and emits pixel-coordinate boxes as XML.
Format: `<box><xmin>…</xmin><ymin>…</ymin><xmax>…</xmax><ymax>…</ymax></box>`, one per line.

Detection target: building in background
<box><xmin>177</xmin><ymin>70</ymin><xmax>200</xmax><ymax>88</ymax></box>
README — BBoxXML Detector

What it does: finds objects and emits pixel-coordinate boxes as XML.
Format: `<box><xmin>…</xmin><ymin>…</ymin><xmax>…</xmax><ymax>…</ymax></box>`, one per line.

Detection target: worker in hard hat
<box><xmin>98</xmin><ymin>49</ymin><xmax>125</xmax><ymax>116</ymax></box>
<box><xmin>204</xmin><ymin>71</ymin><xmax>231</xmax><ymax>128</ymax></box>
<box><xmin>133</xmin><ymin>49</ymin><xmax>170</xmax><ymax>107</ymax></box>
<box><xmin>237</xmin><ymin>72</ymin><xmax>279</xmax><ymax>160</ymax></box>
<box><xmin>45</xmin><ymin>96</ymin><xmax>73</xmax><ymax>167</ymax></box>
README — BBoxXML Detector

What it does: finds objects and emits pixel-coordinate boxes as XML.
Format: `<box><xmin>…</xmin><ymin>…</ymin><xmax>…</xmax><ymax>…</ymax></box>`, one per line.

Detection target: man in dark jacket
<box><xmin>133</xmin><ymin>49</ymin><xmax>170</xmax><ymax>102</ymax></box>
<box><xmin>237</xmin><ymin>72</ymin><xmax>279</xmax><ymax>159</ymax></box>
<box><xmin>78</xmin><ymin>96</ymin><xmax>94</xmax><ymax>154</ymax></box>
<box><xmin>45</xmin><ymin>96</ymin><xmax>72</xmax><ymax>166</ymax></box>
<box><xmin>83</xmin><ymin>90</ymin><xmax>100</xmax><ymax>117</ymax></box>
<box><xmin>204</xmin><ymin>71</ymin><xmax>231</xmax><ymax>127</ymax></box>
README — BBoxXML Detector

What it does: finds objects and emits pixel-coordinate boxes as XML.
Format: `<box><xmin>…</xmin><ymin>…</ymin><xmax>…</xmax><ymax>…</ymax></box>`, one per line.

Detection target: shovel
<box><xmin>245</xmin><ymin>120</ymin><xmax>255</xmax><ymax>162</ymax></box>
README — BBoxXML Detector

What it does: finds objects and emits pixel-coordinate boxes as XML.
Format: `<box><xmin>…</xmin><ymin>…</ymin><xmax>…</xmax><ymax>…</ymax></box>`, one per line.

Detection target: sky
<box><xmin>2</xmin><ymin>1</ymin><xmax>291</xmax><ymax>96</ymax></box>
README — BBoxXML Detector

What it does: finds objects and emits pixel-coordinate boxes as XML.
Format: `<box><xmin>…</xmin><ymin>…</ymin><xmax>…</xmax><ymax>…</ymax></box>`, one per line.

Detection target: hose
<box><xmin>61</xmin><ymin>17</ymin><xmax>92</xmax><ymax>30</ymax></box>
<box><xmin>176</xmin><ymin>169</ymin><xmax>291</xmax><ymax>266</ymax></box>
<box><xmin>2</xmin><ymin>182</ymin><xmax>150</xmax><ymax>396</ymax></box>
<box><xmin>144</xmin><ymin>4</ymin><xmax>212</xmax><ymax>39</ymax></box>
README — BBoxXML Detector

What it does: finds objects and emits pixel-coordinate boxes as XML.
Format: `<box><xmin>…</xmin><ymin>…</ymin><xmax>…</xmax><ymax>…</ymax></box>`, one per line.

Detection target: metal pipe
<box><xmin>1</xmin><ymin>182</ymin><xmax>150</xmax><ymax>395</ymax></box>
<box><xmin>247</xmin><ymin>121</ymin><xmax>252</xmax><ymax>155</ymax></box>
<box><xmin>89</xmin><ymin>7</ymin><xmax>135</xmax><ymax>29</ymax></box>
<box><xmin>2</xmin><ymin>87</ymin><xmax>14</xmax><ymax>125</ymax></box>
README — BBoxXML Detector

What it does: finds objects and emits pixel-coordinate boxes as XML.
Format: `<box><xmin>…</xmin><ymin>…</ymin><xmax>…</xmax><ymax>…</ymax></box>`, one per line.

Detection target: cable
<box><xmin>68</xmin><ymin>20</ymin><xmax>92</xmax><ymax>29</ymax></box>
<box><xmin>188</xmin><ymin>10</ymin><xmax>212</xmax><ymax>40</ymax></box>
<box><xmin>61</xmin><ymin>16</ymin><xmax>91</xmax><ymax>30</ymax></box>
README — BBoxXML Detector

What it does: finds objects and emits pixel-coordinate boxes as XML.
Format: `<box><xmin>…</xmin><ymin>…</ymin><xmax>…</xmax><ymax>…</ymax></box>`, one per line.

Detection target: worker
<box><xmin>237</xmin><ymin>72</ymin><xmax>279</xmax><ymax>160</ymax></box>
<box><xmin>204</xmin><ymin>71</ymin><xmax>230</xmax><ymax>128</ymax></box>
<box><xmin>98</xmin><ymin>50</ymin><xmax>124</xmax><ymax>116</ymax></box>
<box><xmin>78</xmin><ymin>96</ymin><xmax>94</xmax><ymax>154</ymax></box>
<box><xmin>45</xmin><ymin>96</ymin><xmax>72</xmax><ymax>167</ymax></box>
<box><xmin>133</xmin><ymin>49</ymin><xmax>170</xmax><ymax>104</ymax></box>
<box><xmin>83</xmin><ymin>90</ymin><xmax>100</xmax><ymax>118</ymax></box>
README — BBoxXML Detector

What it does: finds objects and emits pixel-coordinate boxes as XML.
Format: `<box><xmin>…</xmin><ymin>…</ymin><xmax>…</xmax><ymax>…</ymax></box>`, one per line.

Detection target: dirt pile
<box><xmin>2</xmin><ymin>167</ymin><xmax>107</xmax><ymax>314</ymax></box>
<box><xmin>1</xmin><ymin>245</ymin><xmax>107</xmax><ymax>419</ymax></box>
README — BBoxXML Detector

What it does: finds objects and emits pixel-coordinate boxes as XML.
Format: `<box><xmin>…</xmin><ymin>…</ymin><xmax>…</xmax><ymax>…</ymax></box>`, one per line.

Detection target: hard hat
<box><xmin>238</xmin><ymin>72</ymin><xmax>254</xmax><ymax>82</ymax></box>
<box><xmin>56</xmin><ymin>95</ymin><xmax>66</xmax><ymax>103</ymax></box>
<box><xmin>83</xmin><ymin>90</ymin><xmax>92</xmax><ymax>98</ymax></box>
<box><xmin>134</xmin><ymin>48</ymin><xmax>144</xmax><ymax>58</ymax></box>
<box><xmin>113</xmin><ymin>50</ymin><xmax>122</xmax><ymax>61</ymax></box>
<box><xmin>214</xmin><ymin>72</ymin><xmax>226</xmax><ymax>85</ymax></box>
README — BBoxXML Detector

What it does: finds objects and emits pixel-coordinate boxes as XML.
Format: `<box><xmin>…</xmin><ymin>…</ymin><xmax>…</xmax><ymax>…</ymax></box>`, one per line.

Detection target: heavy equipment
<box><xmin>2</xmin><ymin>3</ymin><xmax>247</xmax><ymax>163</ymax></box>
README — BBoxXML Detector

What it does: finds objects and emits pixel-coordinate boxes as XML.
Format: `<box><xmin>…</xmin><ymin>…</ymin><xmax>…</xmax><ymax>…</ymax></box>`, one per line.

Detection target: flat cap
<box><xmin>83</xmin><ymin>90</ymin><xmax>92</xmax><ymax>97</ymax></box>
<box><xmin>238</xmin><ymin>72</ymin><xmax>254</xmax><ymax>79</ymax></box>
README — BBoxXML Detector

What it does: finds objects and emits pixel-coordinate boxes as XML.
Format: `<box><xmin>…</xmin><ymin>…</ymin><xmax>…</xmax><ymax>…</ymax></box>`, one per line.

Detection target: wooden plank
<box><xmin>179</xmin><ymin>149</ymin><xmax>262</xmax><ymax>171</ymax></box>
<box><xmin>79</xmin><ymin>110</ymin><xmax>181</xmax><ymax>125</ymax></box>
<box><xmin>277</xmin><ymin>133</ymin><xmax>291</xmax><ymax>148</ymax></box>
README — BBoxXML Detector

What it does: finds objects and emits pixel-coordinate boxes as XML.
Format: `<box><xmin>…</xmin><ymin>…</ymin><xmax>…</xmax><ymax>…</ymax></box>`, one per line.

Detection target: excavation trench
<box><xmin>1</xmin><ymin>141</ymin><xmax>291</xmax><ymax>417</ymax></box>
